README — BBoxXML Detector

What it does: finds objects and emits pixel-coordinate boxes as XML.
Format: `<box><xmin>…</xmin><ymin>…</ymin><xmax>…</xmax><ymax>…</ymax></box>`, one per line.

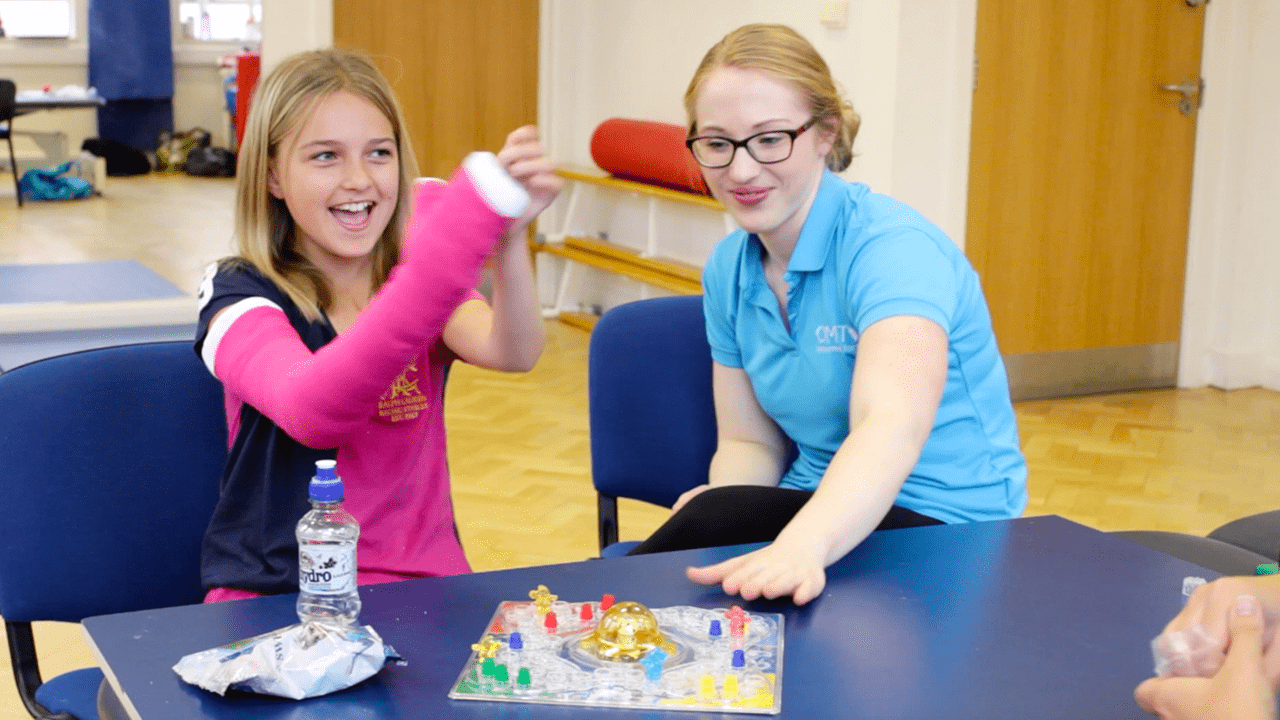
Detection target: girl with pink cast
<box><xmin>193</xmin><ymin>49</ymin><xmax>560</xmax><ymax>601</ymax></box>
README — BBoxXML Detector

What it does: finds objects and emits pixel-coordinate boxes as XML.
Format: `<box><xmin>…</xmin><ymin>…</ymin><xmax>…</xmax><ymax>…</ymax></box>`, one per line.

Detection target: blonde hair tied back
<box><xmin>684</xmin><ymin>24</ymin><xmax>860</xmax><ymax>173</ymax></box>
<box><xmin>232</xmin><ymin>48</ymin><xmax>419</xmax><ymax>321</ymax></box>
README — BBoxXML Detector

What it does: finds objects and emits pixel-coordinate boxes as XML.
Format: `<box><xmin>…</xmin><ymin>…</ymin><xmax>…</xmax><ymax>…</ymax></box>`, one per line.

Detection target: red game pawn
<box><xmin>544</xmin><ymin>610</ymin><xmax>558</xmax><ymax>632</ymax></box>
<box><xmin>725</xmin><ymin>605</ymin><xmax>748</xmax><ymax>638</ymax></box>
<box><xmin>580</xmin><ymin>603</ymin><xmax>593</xmax><ymax>621</ymax></box>
<box><xmin>601</xmin><ymin>594</ymin><xmax>615</xmax><ymax>611</ymax></box>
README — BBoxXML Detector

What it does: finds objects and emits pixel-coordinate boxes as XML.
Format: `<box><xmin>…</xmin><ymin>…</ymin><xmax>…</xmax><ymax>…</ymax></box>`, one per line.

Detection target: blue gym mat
<box><xmin>0</xmin><ymin>261</ymin><xmax>188</xmax><ymax>304</ymax></box>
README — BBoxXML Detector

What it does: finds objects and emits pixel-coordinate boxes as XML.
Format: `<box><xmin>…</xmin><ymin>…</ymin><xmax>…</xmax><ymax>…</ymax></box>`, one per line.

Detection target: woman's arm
<box><xmin>670</xmin><ymin>363</ymin><xmax>791</xmax><ymax>513</ymax></box>
<box><xmin>444</xmin><ymin>126</ymin><xmax>560</xmax><ymax>371</ymax></box>
<box><xmin>686</xmin><ymin>314</ymin><xmax>949</xmax><ymax>604</ymax></box>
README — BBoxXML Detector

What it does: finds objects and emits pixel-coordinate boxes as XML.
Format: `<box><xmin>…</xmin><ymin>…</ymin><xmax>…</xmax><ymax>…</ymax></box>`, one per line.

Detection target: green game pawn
<box><xmin>495</xmin><ymin>663</ymin><xmax>509</xmax><ymax>682</ymax></box>
<box><xmin>481</xmin><ymin>657</ymin><xmax>496</xmax><ymax>676</ymax></box>
<box><xmin>517</xmin><ymin>667</ymin><xmax>531</xmax><ymax>686</ymax></box>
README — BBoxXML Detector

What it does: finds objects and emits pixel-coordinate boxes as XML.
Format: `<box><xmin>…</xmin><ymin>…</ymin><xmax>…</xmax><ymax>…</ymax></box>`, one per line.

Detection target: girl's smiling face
<box><xmin>268</xmin><ymin>90</ymin><xmax>400</xmax><ymax>272</ymax></box>
<box><xmin>693</xmin><ymin>66</ymin><xmax>833</xmax><ymax>248</ymax></box>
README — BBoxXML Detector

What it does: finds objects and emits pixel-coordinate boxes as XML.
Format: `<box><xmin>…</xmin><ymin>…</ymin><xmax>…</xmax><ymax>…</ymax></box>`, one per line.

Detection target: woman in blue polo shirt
<box><xmin>628</xmin><ymin>23</ymin><xmax>1027</xmax><ymax>605</ymax></box>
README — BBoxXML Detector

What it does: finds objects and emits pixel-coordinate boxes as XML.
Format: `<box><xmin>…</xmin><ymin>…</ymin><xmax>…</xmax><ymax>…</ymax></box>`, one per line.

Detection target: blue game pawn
<box><xmin>709</xmin><ymin>620</ymin><xmax>722</xmax><ymax>638</ymax></box>
<box><xmin>731</xmin><ymin>649</ymin><xmax>745</xmax><ymax>668</ymax></box>
<box><xmin>509</xmin><ymin>631</ymin><xmax>523</xmax><ymax>650</ymax></box>
<box><xmin>639</xmin><ymin>647</ymin><xmax>669</xmax><ymax>682</ymax></box>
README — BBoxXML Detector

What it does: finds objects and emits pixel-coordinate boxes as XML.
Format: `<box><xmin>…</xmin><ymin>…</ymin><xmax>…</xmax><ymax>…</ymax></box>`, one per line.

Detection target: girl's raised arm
<box><xmin>203</xmin><ymin>153</ymin><xmax>529</xmax><ymax>448</ymax></box>
<box><xmin>444</xmin><ymin>126</ymin><xmax>560</xmax><ymax>372</ymax></box>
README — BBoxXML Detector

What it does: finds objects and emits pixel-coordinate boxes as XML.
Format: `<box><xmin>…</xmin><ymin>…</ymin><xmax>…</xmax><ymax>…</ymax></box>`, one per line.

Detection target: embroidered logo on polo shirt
<box><xmin>814</xmin><ymin>324</ymin><xmax>858</xmax><ymax>353</ymax></box>
<box><xmin>377</xmin><ymin>361</ymin><xmax>430</xmax><ymax>423</ymax></box>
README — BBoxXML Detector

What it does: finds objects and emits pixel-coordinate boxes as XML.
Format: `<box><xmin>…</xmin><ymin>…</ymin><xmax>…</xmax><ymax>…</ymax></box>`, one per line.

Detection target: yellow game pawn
<box><xmin>723</xmin><ymin>674</ymin><xmax>739</xmax><ymax>700</ymax></box>
<box><xmin>470</xmin><ymin>635</ymin><xmax>502</xmax><ymax>660</ymax></box>
<box><xmin>528</xmin><ymin>584</ymin><xmax>557</xmax><ymax>616</ymax></box>
<box><xmin>699</xmin><ymin>674</ymin><xmax>717</xmax><ymax>701</ymax></box>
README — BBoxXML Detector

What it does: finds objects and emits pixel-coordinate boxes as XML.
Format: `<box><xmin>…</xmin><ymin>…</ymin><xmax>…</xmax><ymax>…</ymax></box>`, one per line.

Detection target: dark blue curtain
<box><xmin>88</xmin><ymin>0</ymin><xmax>174</xmax><ymax>151</ymax></box>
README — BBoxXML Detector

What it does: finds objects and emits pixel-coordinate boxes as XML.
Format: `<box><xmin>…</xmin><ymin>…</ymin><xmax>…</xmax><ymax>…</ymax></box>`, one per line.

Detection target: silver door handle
<box><xmin>1160</xmin><ymin>81</ymin><xmax>1200</xmax><ymax>95</ymax></box>
<box><xmin>1159</xmin><ymin>78</ymin><xmax>1204</xmax><ymax>116</ymax></box>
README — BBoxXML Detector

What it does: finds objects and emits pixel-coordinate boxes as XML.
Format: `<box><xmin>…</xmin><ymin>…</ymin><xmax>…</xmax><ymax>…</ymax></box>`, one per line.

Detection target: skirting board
<box><xmin>1004</xmin><ymin>342</ymin><xmax>1178</xmax><ymax>401</ymax></box>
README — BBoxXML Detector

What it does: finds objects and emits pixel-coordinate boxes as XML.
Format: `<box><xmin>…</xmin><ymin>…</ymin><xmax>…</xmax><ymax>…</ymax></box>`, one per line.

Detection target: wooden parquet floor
<box><xmin>2</xmin><ymin>175</ymin><xmax>1278</xmax><ymax>717</ymax></box>
<box><xmin>1019</xmin><ymin>386</ymin><xmax>1280</xmax><ymax>535</ymax></box>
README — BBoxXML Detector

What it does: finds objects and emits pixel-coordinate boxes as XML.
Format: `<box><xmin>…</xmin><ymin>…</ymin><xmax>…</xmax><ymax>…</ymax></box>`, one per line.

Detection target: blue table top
<box><xmin>82</xmin><ymin>515</ymin><xmax>1210</xmax><ymax>719</ymax></box>
<box><xmin>0</xmin><ymin>261</ymin><xmax>187</xmax><ymax>305</ymax></box>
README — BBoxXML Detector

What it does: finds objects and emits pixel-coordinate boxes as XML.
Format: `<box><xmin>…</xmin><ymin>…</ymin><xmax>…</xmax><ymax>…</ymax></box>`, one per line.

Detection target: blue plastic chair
<box><xmin>0</xmin><ymin>342</ymin><xmax>227</xmax><ymax>720</ymax></box>
<box><xmin>587</xmin><ymin>296</ymin><xmax>718</xmax><ymax>557</ymax></box>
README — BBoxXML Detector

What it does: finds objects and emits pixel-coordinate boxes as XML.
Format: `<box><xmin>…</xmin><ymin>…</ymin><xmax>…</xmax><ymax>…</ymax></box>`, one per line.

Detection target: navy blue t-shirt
<box><xmin>194</xmin><ymin>260</ymin><xmax>337</xmax><ymax>595</ymax></box>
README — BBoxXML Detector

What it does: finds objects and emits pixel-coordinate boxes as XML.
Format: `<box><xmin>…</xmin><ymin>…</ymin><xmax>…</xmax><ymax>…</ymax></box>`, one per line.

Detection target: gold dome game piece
<box><xmin>578</xmin><ymin>601</ymin><xmax>676</xmax><ymax>662</ymax></box>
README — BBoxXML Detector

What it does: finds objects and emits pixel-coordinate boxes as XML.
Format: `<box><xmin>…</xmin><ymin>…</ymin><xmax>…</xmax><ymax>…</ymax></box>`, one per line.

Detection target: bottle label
<box><xmin>298</xmin><ymin>545</ymin><xmax>356</xmax><ymax>595</ymax></box>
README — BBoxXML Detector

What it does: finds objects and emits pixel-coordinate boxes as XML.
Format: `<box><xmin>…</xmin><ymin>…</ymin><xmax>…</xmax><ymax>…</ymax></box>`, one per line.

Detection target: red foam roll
<box><xmin>589</xmin><ymin>118</ymin><xmax>710</xmax><ymax>196</ymax></box>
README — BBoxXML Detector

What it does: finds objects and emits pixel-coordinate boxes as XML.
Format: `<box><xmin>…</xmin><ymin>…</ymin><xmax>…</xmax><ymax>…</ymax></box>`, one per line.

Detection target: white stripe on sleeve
<box><xmin>202</xmin><ymin>297</ymin><xmax>284</xmax><ymax>377</ymax></box>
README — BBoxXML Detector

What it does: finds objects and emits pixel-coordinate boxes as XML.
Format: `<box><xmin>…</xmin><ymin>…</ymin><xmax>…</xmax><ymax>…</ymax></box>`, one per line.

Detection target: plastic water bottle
<box><xmin>296</xmin><ymin>460</ymin><xmax>361</xmax><ymax>625</ymax></box>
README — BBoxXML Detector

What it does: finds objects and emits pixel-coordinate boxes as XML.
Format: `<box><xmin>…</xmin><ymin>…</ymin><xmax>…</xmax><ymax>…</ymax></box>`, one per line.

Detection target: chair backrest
<box><xmin>588</xmin><ymin>296</ymin><xmax>717</xmax><ymax>509</ymax></box>
<box><xmin>0</xmin><ymin>341</ymin><xmax>227</xmax><ymax>623</ymax></box>
<box><xmin>0</xmin><ymin>79</ymin><xmax>15</xmax><ymax>123</ymax></box>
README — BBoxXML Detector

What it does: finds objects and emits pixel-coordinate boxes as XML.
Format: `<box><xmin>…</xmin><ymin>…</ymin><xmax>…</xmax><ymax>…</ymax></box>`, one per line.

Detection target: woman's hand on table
<box><xmin>685</xmin><ymin>532</ymin><xmax>827</xmax><ymax>605</ymax></box>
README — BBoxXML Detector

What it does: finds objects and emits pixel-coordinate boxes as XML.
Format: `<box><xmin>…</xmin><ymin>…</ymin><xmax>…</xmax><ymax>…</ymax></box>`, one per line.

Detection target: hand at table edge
<box><xmin>1136</xmin><ymin>594</ymin><xmax>1280</xmax><ymax>720</ymax></box>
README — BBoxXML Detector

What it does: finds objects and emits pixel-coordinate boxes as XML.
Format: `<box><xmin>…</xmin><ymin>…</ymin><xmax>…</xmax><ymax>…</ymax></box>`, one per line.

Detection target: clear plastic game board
<box><xmin>448</xmin><ymin>588</ymin><xmax>783</xmax><ymax>714</ymax></box>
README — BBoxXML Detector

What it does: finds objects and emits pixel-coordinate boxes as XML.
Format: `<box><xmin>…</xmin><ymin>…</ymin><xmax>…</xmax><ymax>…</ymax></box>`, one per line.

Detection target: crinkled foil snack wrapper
<box><xmin>173</xmin><ymin>622</ymin><xmax>401</xmax><ymax>699</ymax></box>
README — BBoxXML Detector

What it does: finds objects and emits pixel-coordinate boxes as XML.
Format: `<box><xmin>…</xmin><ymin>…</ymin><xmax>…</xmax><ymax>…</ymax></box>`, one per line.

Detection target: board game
<box><xmin>448</xmin><ymin>585</ymin><xmax>784</xmax><ymax>714</ymax></box>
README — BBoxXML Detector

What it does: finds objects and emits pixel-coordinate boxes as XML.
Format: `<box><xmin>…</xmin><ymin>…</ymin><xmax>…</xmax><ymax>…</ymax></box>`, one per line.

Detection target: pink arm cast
<box><xmin>211</xmin><ymin>160</ymin><xmax>523</xmax><ymax>448</ymax></box>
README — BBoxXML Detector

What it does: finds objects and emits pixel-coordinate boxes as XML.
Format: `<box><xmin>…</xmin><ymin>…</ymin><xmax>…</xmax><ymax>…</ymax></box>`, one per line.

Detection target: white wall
<box><xmin>889</xmin><ymin>0</ymin><xmax>976</xmax><ymax>249</ymax></box>
<box><xmin>541</xmin><ymin>0</ymin><xmax>1279</xmax><ymax>392</ymax></box>
<box><xmin>1178</xmin><ymin>1</ymin><xmax>1280</xmax><ymax>391</ymax></box>
<box><xmin>260</xmin><ymin>0</ymin><xmax>332</xmax><ymax>74</ymax></box>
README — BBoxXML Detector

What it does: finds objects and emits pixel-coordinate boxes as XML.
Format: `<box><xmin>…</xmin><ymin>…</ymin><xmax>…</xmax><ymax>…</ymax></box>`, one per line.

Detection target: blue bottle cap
<box><xmin>309</xmin><ymin>460</ymin><xmax>343</xmax><ymax>501</ymax></box>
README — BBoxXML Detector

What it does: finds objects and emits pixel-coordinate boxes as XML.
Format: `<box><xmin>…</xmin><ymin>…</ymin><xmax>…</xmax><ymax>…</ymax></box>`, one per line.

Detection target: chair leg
<box><xmin>6</xmin><ymin>619</ymin><xmax>75</xmax><ymax>720</ymax></box>
<box><xmin>6</xmin><ymin>135</ymin><xmax>20</xmax><ymax>207</ymax></box>
<box><xmin>598</xmin><ymin>494</ymin><xmax>620</xmax><ymax>553</ymax></box>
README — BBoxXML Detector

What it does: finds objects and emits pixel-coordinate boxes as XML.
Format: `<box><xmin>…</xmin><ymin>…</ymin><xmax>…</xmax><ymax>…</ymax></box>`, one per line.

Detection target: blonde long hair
<box><xmin>232</xmin><ymin>48</ymin><xmax>419</xmax><ymax>321</ymax></box>
<box><xmin>684</xmin><ymin>24</ymin><xmax>860</xmax><ymax>173</ymax></box>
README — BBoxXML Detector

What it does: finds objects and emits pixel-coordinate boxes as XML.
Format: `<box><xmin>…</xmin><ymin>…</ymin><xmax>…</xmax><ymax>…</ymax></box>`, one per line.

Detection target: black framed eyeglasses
<box><xmin>685</xmin><ymin>116</ymin><xmax>820</xmax><ymax>169</ymax></box>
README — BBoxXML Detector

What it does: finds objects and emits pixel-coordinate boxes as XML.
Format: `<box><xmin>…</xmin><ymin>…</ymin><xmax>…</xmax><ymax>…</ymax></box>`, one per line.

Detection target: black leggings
<box><xmin>627</xmin><ymin>485</ymin><xmax>942</xmax><ymax>555</ymax></box>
